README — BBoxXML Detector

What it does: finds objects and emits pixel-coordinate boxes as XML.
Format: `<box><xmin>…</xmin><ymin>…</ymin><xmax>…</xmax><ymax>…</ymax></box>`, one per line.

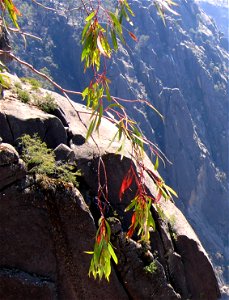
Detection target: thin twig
<box><xmin>0</xmin><ymin>50</ymin><xmax>82</xmax><ymax>96</ymax></box>
<box><xmin>7</xmin><ymin>27</ymin><xmax>42</xmax><ymax>41</ymax></box>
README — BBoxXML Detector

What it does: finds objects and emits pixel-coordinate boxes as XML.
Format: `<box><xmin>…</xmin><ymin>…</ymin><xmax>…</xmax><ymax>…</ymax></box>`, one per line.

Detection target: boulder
<box><xmin>54</xmin><ymin>143</ymin><xmax>75</xmax><ymax>162</ymax></box>
<box><xmin>0</xmin><ymin>143</ymin><xmax>26</xmax><ymax>190</ymax></box>
<box><xmin>0</xmin><ymin>99</ymin><xmax>67</xmax><ymax>148</ymax></box>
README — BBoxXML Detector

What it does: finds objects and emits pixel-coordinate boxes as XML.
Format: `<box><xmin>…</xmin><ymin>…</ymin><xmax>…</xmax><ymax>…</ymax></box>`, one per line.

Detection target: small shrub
<box><xmin>20</xmin><ymin>134</ymin><xmax>56</xmax><ymax>175</ymax></box>
<box><xmin>14</xmin><ymin>81</ymin><xmax>22</xmax><ymax>89</ymax></box>
<box><xmin>171</xmin><ymin>232</ymin><xmax>177</xmax><ymax>241</ymax></box>
<box><xmin>144</xmin><ymin>261</ymin><xmax>157</xmax><ymax>274</ymax></box>
<box><xmin>19</xmin><ymin>134</ymin><xmax>80</xmax><ymax>186</ymax></box>
<box><xmin>35</xmin><ymin>93</ymin><xmax>57</xmax><ymax>113</ymax></box>
<box><xmin>56</xmin><ymin>163</ymin><xmax>80</xmax><ymax>187</ymax></box>
<box><xmin>21</xmin><ymin>77</ymin><xmax>42</xmax><ymax>90</ymax></box>
<box><xmin>169</xmin><ymin>214</ymin><xmax>176</xmax><ymax>227</ymax></box>
<box><xmin>17</xmin><ymin>89</ymin><xmax>30</xmax><ymax>103</ymax></box>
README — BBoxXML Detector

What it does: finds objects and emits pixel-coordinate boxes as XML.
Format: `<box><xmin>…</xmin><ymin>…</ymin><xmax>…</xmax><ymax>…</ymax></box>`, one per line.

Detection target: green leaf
<box><xmin>154</xmin><ymin>156</ymin><xmax>159</xmax><ymax>171</ymax></box>
<box><xmin>108</xmin><ymin>243</ymin><xmax>118</xmax><ymax>264</ymax></box>
<box><xmin>84</xmin><ymin>251</ymin><xmax>94</xmax><ymax>254</ymax></box>
<box><xmin>148</xmin><ymin>213</ymin><xmax>156</xmax><ymax>231</ymax></box>
<box><xmin>105</xmin><ymin>220</ymin><xmax>111</xmax><ymax>240</ymax></box>
<box><xmin>163</xmin><ymin>184</ymin><xmax>178</xmax><ymax>198</ymax></box>
<box><xmin>81</xmin><ymin>20</ymin><xmax>91</xmax><ymax>40</ymax></box>
<box><xmin>82</xmin><ymin>87</ymin><xmax>89</xmax><ymax>99</ymax></box>
<box><xmin>85</xmin><ymin>11</ymin><xmax>96</xmax><ymax>22</ymax></box>
<box><xmin>109</xmin><ymin>12</ymin><xmax>122</xmax><ymax>31</ymax></box>
<box><xmin>125</xmin><ymin>199</ymin><xmax>136</xmax><ymax>212</ymax></box>
<box><xmin>86</xmin><ymin>118</ymin><xmax>96</xmax><ymax>140</ymax></box>
<box><xmin>111</xmin><ymin>29</ymin><xmax>118</xmax><ymax>51</ymax></box>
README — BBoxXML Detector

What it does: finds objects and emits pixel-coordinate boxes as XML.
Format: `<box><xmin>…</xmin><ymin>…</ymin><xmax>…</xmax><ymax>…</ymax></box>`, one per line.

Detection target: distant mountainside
<box><xmin>10</xmin><ymin>0</ymin><xmax>229</xmax><ymax>297</ymax></box>
<box><xmin>196</xmin><ymin>0</ymin><xmax>228</xmax><ymax>37</ymax></box>
<box><xmin>0</xmin><ymin>74</ymin><xmax>220</xmax><ymax>300</ymax></box>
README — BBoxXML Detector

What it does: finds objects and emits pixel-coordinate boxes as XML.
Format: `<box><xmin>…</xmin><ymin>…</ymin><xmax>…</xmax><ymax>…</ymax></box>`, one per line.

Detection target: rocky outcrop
<box><xmin>0</xmin><ymin>81</ymin><xmax>220</xmax><ymax>299</ymax></box>
<box><xmin>9</xmin><ymin>1</ymin><xmax>228</xmax><ymax>290</ymax></box>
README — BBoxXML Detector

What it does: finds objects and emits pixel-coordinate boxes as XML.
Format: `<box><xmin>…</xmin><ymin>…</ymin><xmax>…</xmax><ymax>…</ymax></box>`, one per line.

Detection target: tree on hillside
<box><xmin>0</xmin><ymin>0</ymin><xmax>178</xmax><ymax>281</ymax></box>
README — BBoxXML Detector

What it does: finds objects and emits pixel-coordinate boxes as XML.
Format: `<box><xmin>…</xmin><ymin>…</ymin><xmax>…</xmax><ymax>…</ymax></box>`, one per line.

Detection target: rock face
<box><xmin>197</xmin><ymin>0</ymin><xmax>229</xmax><ymax>37</ymax></box>
<box><xmin>10</xmin><ymin>0</ymin><xmax>229</xmax><ymax>291</ymax></box>
<box><xmin>0</xmin><ymin>84</ymin><xmax>220</xmax><ymax>299</ymax></box>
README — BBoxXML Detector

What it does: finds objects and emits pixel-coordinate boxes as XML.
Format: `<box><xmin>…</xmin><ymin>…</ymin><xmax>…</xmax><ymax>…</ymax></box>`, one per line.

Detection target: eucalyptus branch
<box><xmin>0</xmin><ymin>50</ymin><xmax>82</xmax><ymax>96</ymax></box>
<box><xmin>7</xmin><ymin>27</ymin><xmax>42</xmax><ymax>41</ymax></box>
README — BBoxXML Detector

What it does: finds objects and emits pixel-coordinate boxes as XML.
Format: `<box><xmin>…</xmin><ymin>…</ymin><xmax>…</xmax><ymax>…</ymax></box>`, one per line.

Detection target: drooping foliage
<box><xmin>0</xmin><ymin>0</ymin><xmax>178</xmax><ymax>281</ymax></box>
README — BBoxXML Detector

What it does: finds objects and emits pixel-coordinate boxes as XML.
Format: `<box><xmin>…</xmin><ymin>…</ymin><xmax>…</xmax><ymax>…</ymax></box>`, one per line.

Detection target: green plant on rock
<box><xmin>14</xmin><ymin>81</ymin><xmax>22</xmax><ymax>89</ymax></box>
<box><xmin>33</xmin><ymin>92</ymin><xmax>57</xmax><ymax>113</ymax></box>
<box><xmin>20</xmin><ymin>134</ymin><xmax>56</xmax><ymax>175</ymax></box>
<box><xmin>19</xmin><ymin>134</ymin><xmax>80</xmax><ymax>186</ymax></box>
<box><xmin>21</xmin><ymin>77</ymin><xmax>42</xmax><ymax>90</ymax></box>
<box><xmin>144</xmin><ymin>260</ymin><xmax>158</xmax><ymax>274</ymax></box>
<box><xmin>17</xmin><ymin>88</ymin><xmax>30</xmax><ymax>103</ymax></box>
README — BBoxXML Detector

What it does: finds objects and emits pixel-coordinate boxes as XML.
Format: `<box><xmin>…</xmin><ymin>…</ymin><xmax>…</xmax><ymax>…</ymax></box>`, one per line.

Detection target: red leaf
<box><xmin>128</xmin><ymin>31</ymin><xmax>138</xmax><ymax>42</ymax></box>
<box><xmin>126</xmin><ymin>212</ymin><xmax>136</xmax><ymax>238</ymax></box>
<box><xmin>97</xmin><ymin>233</ymin><xmax>102</xmax><ymax>244</ymax></box>
<box><xmin>119</xmin><ymin>168</ymin><xmax>134</xmax><ymax>200</ymax></box>
<box><xmin>155</xmin><ymin>190</ymin><xmax>162</xmax><ymax>203</ymax></box>
<box><xmin>127</xmin><ymin>227</ymin><xmax>135</xmax><ymax>238</ymax></box>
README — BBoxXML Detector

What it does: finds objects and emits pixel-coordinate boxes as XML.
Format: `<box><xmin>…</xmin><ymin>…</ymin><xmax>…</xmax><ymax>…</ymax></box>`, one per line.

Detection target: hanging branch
<box><xmin>0</xmin><ymin>0</ymin><xmax>179</xmax><ymax>281</ymax></box>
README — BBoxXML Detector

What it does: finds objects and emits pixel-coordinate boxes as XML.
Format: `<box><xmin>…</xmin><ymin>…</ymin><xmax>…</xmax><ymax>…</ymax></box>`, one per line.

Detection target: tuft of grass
<box><xmin>34</xmin><ymin>92</ymin><xmax>57</xmax><ymax>113</ymax></box>
<box><xmin>14</xmin><ymin>81</ymin><xmax>22</xmax><ymax>89</ymax></box>
<box><xmin>144</xmin><ymin>261</ymin><xmax>158</xmax><ymax>274</ymax></box>
<box><xmin>19</xmin><ymin>134</ymin><xmax>80</xmax><ymax>186</ymax></box>
<box><xmin>21</xmin><ymin>77</ymin><xmax>42</xmax><ymax>90</ymax></box>
<box><xmin>17</xmin><ymin>89</ymin><xmax>30</xmax><ymax>103</ymax></box>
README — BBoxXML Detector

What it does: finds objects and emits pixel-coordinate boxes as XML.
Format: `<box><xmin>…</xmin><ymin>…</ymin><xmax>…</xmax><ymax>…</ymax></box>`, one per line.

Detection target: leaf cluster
<box><xmin>86</xmin><ymin>217</ymin><xmax>118</xmax><ymax>281</ymax></box>
<box><xmin>0</xmin><ymin>0</ymin><xmax>21</xmax><ymax>28</ymax></box>
<box><xmin>125</xmin><ymin>195</ymin><xmax>156</xmax><ymax>241</ymax></box>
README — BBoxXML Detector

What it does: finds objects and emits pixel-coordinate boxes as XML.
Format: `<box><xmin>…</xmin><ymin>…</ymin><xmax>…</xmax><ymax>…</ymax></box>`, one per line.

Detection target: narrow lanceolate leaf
<box><xmin>81</xmin><ymin>20</ymin><xmax>91</xmax><ymax>40</ymax></box>
<box><xmin>163</xmin><ymin>184</ymin><xmax>178</xmax><ymax>198</ymax></box>
<box><xmin>108</xmin><ymin>243</ymin><xmax>118</xmax><ymax>264</ymax></box>
<box><xmin>128</xmin><ymin>31</ymin><xmax>138</xmax><ymax>42</ymax></box>
<box><xmin>111</xmin><ymin>29</ymin><xmax>118</xmax><ymax>51</ymax></box>
<box><xmin>109</xmin><ymin>12</ymin><xmax>122</xmax><ymax>32</ymax></box>
<box><xmin>124</xmin><ymin>199</ymin><xmax>136</xmax><ymax>212</ymax></box>
<box><xmin>86</xmin><ymin>118</ymin><xmax>96</xmax><ymax>141</ymax></box>
<box><xmin>85</xmin><ymin>10</ymin><xmax>96</xmax><ymax>22</ymax></box>
<box><xmin>3</xmin><ymin>0</ymin><xmax>21</xmax><ymax>28</ymax></box>
<box><xmin>154</xmin><ymin>156</ymin><xmax>159</xmax><ymax>171</ymax></box>
<box><xmin>84</xmin><ymin>251</ymin><xmax>94</xmax><ymax>254</ymax></box>
<box><xmin>97</xmin><ymin>35</ymin><xmax>109</xmax><ymax>57</ymax></box>
<box><xmin>119</xmin><ymin>168</ymin><xmax>134</xmax><ymax>200</ymax></box>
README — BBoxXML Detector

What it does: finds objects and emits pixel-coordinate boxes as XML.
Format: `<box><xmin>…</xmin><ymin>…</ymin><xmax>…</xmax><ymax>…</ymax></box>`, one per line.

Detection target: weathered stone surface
<box><xmin>0</xmin><ymin>269</ymin><xmax>57</xmax><ymax>300</ymax></box>
<box><xmin>0</xmin><ymin>143</ymin><xmax>26</xmax><ymax>190</ymax></box>
<box><xmin>9</xmin><ymin>0</ymin><xmax>228</xmax><ymax>290</ymax></box>
<box><xmin>0</xmin><ymin>83</ymin><xmax>221</xmax><ymax>299</ymax></box>
<box><xmin>0</xmin><ymin>99</ymin><xmax>67</xmax><ymax>149</ymax></box>
<box><xmin>160</xmin><ymin>199</ymin><xmax>221</xmax><ymax>300</ymax></box>
<box><xmin>167</xmin><ymin>252</ymin><xmax>189</xmax><ymax>298</ymax></box>
<box><xmin>54</xmin><ymin>143</ymin><xmax>75</xmax><ymax>162</ymax></box>
<box><xmin>110</xmin><ymin>220</ymin><xmax>181</xmax><ymax>300</ymax></box>
<box><xmin>0</xmin><ymin>178</ymin><xmax>128</xmax><ymax>299</ymax></box>
<box><xmin>0</xmin><ymin>143</ymin><xmax>19</xmax><ymax>165</ymax></box>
